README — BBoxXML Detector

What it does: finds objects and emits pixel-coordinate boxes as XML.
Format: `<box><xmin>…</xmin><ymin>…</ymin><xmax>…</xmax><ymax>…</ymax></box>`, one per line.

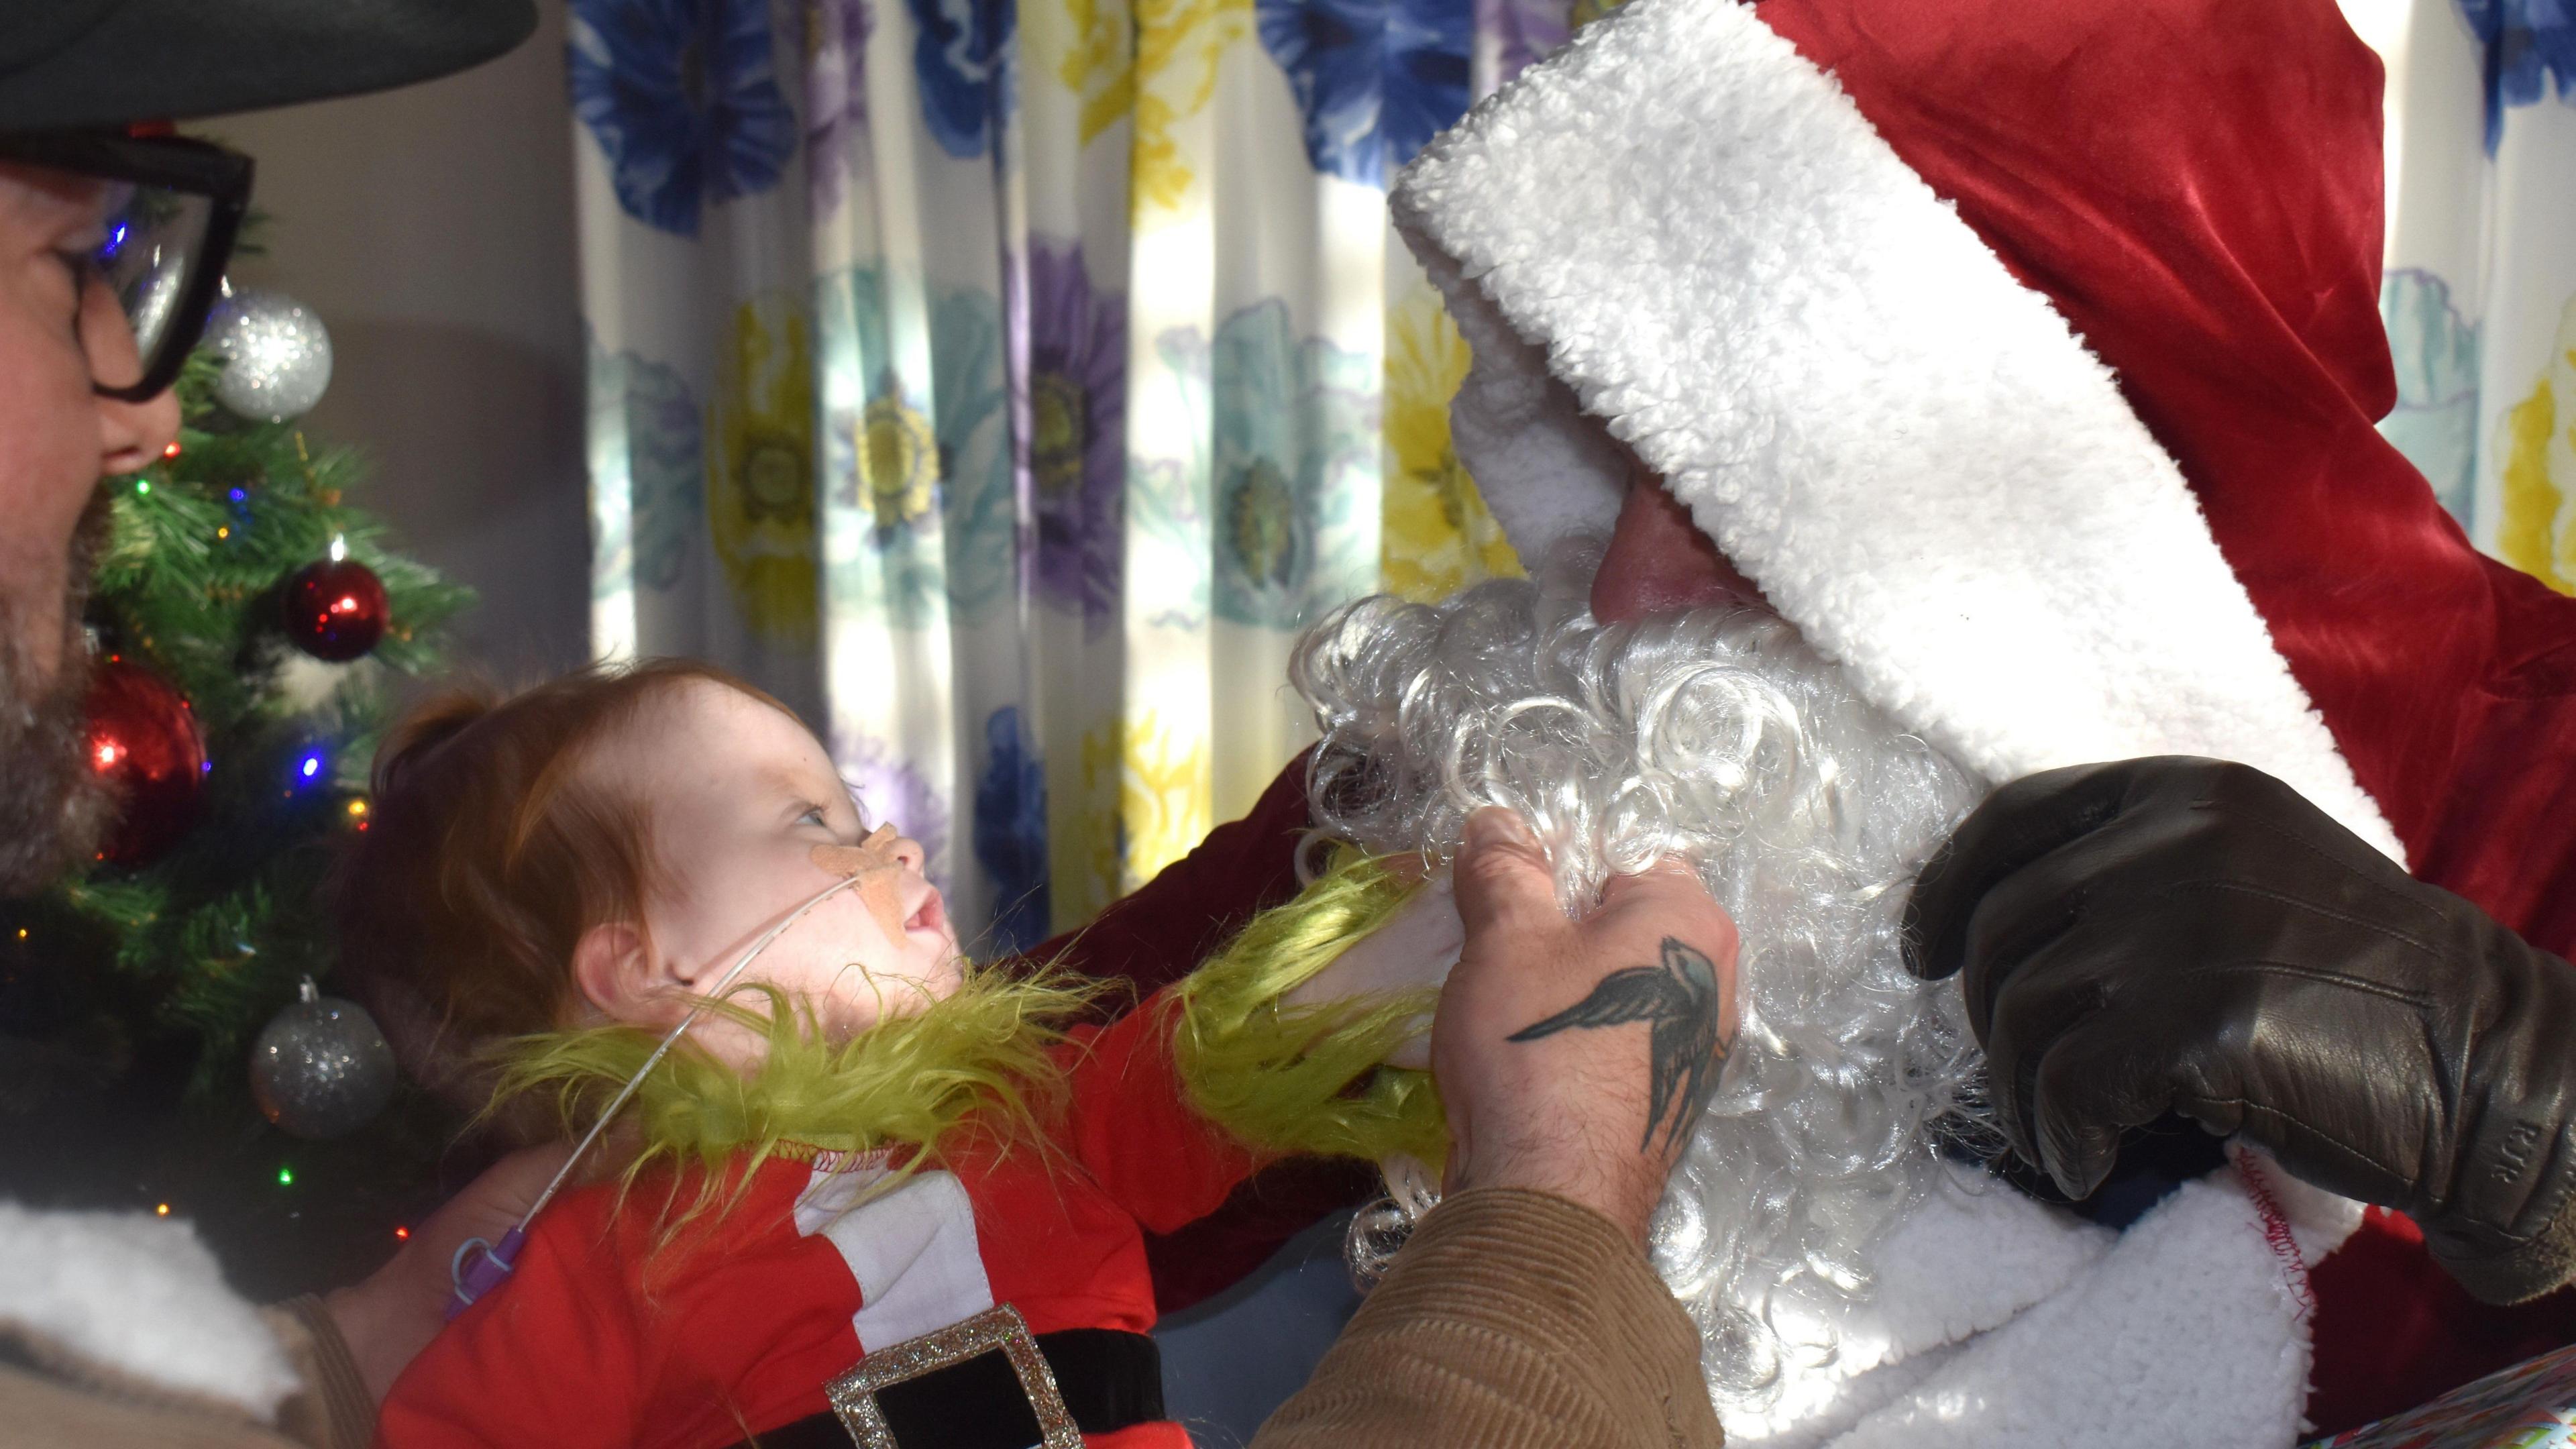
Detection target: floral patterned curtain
<box><xmin>2349</xmin><ymin>0</ymin><xmax>2576</xmax><ymax>583</ymax></box>
<box><xmin>575</xmin><ymin>0</ymin><xmax>1548</xmax><ymax>953</ymax></box>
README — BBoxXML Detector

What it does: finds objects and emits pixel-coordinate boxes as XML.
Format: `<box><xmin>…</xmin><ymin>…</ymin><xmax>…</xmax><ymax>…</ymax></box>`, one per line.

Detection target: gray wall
<box><xmin>217</xmin><ymin>6</ymin><xmax>590</xmax><ymax>682</ymax></box>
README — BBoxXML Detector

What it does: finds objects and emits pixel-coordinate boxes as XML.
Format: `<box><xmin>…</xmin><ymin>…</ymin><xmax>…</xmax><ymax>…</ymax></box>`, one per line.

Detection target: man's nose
<box><xmin>1589</xmin><ymin>470</ymin><xmax>1772</xmax><ymax>625</ymax></box>
<box><xmin>97</xmin><ymin>381</ymin><xmax>179</xmax><ymax>478</ymax></box>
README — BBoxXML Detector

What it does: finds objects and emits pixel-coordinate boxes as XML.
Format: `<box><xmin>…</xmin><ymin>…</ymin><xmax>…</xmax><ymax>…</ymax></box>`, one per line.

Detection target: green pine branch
<box><xmin>2</xmin><ymin>336</ymin><xmax>472</xmax><ymax>1098</ymax></box>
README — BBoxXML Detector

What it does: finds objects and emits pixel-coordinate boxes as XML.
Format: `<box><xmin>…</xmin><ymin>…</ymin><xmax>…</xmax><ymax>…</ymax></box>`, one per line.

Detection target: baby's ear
<box><xmin>572</xmin><ymin>921</ymin><xmax>667</xmax><ymax>1027</ymax></box>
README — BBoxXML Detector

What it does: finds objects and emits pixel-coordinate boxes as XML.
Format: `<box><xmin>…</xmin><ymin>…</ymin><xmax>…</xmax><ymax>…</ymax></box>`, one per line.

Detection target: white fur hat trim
<box><xmin>1392</xmin><ymin>0</ymin><xmax>2404</xmax><ymax>862</ymax></box>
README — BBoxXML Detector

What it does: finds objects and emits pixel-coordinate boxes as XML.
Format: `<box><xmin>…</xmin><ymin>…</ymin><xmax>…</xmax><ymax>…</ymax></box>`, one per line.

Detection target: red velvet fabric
<box><xmin>1758</xmin><ymin>0</ymin><xmax>2576</xmax><ymax>1428</ymax></box>
<box><xmin>1016</xmin><ymin>749</ymin><xmax>1381</xmax><ymax>1313</ymax></box>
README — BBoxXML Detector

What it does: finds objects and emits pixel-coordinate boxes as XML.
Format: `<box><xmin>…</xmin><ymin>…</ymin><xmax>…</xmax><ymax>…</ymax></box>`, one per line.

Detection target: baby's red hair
<box><xmin>332</xmin><ymin>657</ymin><xmax>796</xmax><ymax>1108</ymax></box>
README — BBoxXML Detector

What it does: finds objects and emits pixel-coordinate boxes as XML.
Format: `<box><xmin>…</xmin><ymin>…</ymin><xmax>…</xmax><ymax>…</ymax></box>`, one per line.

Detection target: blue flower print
<box><xmin>1256</xmin><ymin>0</ymin><xmax>1472</xmax><ymax>186</ymax></box>
<box><xmin>908</xmin><ymin>0</ymin><xmax>1016</xmax><ymax>158</ymax></box>
<box><xmin>570</xmin><ymin>0</ymin><xmax>798</xmax><ymax>236</ymax></box>
<box><xmin>2459</xmin><ymin>0</ymin><xmax>2576</xmax><ymax>151</ymax></box>
<box><xmin>1198</xmin><ymin>299</ymin><xmax>1378</xmax><ymax>629</ymax></box>
<box><xmin>2378</xmin><ymin>268</ymin><xmax>2482</xmax><ymax>529</ymax></box>
<box><xmin>972</xmin><ymin>706</ymin><xmax>1050</xmax><ymax>953</ymax></box>
<box><xmin>589</xmin><ymin>339</ymin><xmax>705</xmax><ymax>592</ymax></box>
<box><xmin>814</xmin><ymin>267</ymin><xmax>1016</xmax><ymax>629</ymax></box>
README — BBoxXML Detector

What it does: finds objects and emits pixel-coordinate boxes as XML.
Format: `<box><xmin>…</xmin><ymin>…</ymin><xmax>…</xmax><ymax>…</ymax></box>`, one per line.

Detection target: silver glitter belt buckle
<box><xmin>824</xmin><ymin>1303</ymin><xmax>1083</xmax><ymax>1449</ymax></box>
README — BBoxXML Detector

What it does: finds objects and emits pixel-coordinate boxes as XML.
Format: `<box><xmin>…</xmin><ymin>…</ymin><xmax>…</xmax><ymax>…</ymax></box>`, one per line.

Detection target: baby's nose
<box><xmin>810</xmin><ymin>823</ymin><xmax>925</xmax><ymax>878</ymax></box>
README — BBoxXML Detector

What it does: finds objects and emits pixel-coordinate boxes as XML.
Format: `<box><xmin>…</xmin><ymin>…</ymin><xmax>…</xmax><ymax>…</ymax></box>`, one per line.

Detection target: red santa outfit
<box><xmin>376</xmin><ymin>994</ymin><xmax>1257</xmax><ymax>1449</ymax></box>
<box><xmin>1057</xmin><ymin>0</ymin><xmax>2576</xmax><ymax>1438</ymax></box>
<box><xmin>1373</xmin><ymin>0</ymin><xmax>2576</xmax><ymax>1439</ymax></box>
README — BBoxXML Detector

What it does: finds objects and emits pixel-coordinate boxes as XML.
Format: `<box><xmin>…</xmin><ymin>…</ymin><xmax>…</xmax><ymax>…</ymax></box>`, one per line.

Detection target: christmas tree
<box><xmin>0</xmin><ymin>291</ymin><xmax>482</xmax><ymax>1297</ymax></box>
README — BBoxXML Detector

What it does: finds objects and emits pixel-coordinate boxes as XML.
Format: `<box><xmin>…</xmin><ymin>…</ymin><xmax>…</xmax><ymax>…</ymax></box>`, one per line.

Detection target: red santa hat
<box><xmin>1393</xmin><ymin>0</ymin><xmax>2576</xmax><ymax>1433</ymax></box>
<box><xmin>1393</xmin><ymin>0</ymin><xmax>2420</xmax><ymax>861</ymax></box>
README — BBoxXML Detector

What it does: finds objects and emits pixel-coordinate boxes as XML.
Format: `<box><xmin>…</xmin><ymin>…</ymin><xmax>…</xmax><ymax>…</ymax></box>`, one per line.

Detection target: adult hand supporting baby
<box><xmin>323</xmin><ymin>1140</ymin><xmax>575</xmax><ymax>1399</ymax></box>
<box><xmin>1434</xmin><ymin>807</ymin><xmax>1740</xmax><ymax>1244</ymax></box>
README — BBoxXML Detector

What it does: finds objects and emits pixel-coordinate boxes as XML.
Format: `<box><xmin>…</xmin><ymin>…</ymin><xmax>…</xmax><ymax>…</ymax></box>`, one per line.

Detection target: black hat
<box><xmin>0</xmin><ymin>0</ymin><xmax>538</xmax><ymax>133</ymax></box>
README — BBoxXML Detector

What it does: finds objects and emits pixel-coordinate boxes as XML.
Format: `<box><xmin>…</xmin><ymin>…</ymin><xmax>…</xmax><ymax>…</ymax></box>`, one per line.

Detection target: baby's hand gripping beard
<box><xmin>1285</xmin><ymin>876</ymin><xmax>1463</xmax><ymax>1070</ymax></box>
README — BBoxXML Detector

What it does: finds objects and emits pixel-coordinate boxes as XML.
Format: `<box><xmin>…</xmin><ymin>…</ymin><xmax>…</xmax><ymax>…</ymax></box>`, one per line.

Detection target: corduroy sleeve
<box><xmin>1248</xmin><ymin>1187</ymin><xmax>1723</xmax><ymax>1449</ymax></box>
<box><xmin>260</xmin><ymin>1297</ymin><xmax>374</xmax><ymax>1449</ymax></box>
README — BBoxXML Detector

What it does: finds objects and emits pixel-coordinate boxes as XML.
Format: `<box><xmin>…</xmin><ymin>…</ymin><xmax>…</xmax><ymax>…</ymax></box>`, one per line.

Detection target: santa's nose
<box><xmin>1589</xmin><ymin>469</ymin><xmax>1772</xmax><ymax>624</ymax></box>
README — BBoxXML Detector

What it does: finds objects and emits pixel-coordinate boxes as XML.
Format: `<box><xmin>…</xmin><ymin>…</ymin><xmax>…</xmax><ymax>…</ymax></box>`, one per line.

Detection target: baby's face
<box><xmin>585</xmin><ymin>680</ymin><xmax>963</xmax><ymax>1064</ymax></box>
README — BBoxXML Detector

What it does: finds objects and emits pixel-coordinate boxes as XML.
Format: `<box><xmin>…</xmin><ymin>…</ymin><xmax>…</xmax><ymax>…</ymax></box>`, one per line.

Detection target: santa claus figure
<box><xmin>1087</xmin><ymin>0</ymin><xmax>2576</xmax><ymax>1440</ymax></box>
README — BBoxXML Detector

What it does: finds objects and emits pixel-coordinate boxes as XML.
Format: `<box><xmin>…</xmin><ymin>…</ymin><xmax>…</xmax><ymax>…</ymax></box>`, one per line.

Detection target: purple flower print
<box><xmin>1477</xmin><ymin>0</ymin><xmax>1566</xmax><ymax>95</ymax></box>
<box><xmin>840</xmin><ymin>735</ymin><xmax>951</xmax><ymax>894</ymax></box>
<box><xmin>806</xmin><ymin>0</ymin><xmax>874</xmax><ymax>217</ymax></box>
<box><xmin>1020</xmin><ymin>241</ymin><xmax>1127</xmax><ymax>633</ymax></box>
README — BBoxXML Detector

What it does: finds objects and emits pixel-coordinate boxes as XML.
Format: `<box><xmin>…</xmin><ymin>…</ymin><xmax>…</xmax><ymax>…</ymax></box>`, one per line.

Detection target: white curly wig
<box><xmin>1291</xmin><ymin>557</ymin><xmax>1994</xmax><ymax>1421</ymax></box>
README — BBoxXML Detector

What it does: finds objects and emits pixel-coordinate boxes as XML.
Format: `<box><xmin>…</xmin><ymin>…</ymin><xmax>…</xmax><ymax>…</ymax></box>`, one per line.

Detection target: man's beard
<box><xmin>1293</xmin><ymin>561</ymin><xmax>1992</xmax><ymax>1417</ymax></box>
<box><xmin>0</xmin><ymin>492</ymin><xmax>111</xmax><ymax>897</ymax></box>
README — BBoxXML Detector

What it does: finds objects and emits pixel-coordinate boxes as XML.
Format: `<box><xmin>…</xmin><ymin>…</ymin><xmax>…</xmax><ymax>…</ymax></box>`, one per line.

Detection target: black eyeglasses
<box><xmin>0</xmin><ymin>130</ymin><xmax>252</xmax><ymax>402</ymax></box>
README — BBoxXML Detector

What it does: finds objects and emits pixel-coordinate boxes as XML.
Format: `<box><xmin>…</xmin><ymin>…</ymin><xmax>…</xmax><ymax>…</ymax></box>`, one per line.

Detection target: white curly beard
<box><xmin>1292</xmin><ymin>558</ymin><xmax>1993</xmax><ymax>1422</ymax></box>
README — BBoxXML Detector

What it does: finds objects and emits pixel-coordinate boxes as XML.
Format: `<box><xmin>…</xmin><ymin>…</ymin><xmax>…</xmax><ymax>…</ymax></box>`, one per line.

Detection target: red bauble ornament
<box><xmin>85</xmin><ymin>659</ymin><xmax>208</xmax><ymax>867</ymax></box>
<box><xmin>283</xmin><ymin>553</ymin><xmax>388</xmax><ymax>661</ymax></box>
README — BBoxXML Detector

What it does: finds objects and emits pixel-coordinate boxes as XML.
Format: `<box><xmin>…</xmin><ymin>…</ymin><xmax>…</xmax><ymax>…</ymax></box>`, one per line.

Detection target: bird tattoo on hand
<box><xmin>1507</xmin><ymin>936</ymin><xmax>1728</xmax><ymax>1152</ymax></box>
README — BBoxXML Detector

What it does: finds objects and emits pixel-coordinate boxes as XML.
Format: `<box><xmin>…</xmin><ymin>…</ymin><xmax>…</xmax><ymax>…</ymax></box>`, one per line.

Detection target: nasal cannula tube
<box><xmin>446</xmin><ymin>871</ymin><xmax>865</xmax><ymax>1316</ymax></box>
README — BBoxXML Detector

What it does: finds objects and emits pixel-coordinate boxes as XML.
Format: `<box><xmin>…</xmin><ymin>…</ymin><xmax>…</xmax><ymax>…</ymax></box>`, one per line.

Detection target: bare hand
<box><xmin>1432</xmin><ymin>808</ymin><xmax>1739</xmax><ymax>1244</ymax></box>
<box><xmin>323</xmin><ymin>1141</ymin><xmax>574</xmax><ymax>1399</ymax></box>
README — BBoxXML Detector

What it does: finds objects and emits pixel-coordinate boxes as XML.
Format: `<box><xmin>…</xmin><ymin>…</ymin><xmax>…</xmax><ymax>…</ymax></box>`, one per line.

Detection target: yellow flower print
<box><xmin>2496</xmin><ymin>296</ymin><xmax>2576</xmax><ymax>595</ymax></box>
<box><xmin>709</xmin><ymin>297</ymin><xmax>820</xmax><ymax>643</ymax></box>
<box><xmin>1057</xmin><ymin>710</ymin><xmax>1214</xmax><ymax>928</ymax></box>
<box><xmin>1057</xmin><ymin>0</ymin><xmax>1246</xmax><ymax>218</ymax></box>
<box><xmin>1053</xmin><ymin>724</ymin><xmax>1120</xmax><ymax>928</ymax></box>
<box><xmin>859</xmin><ymin>388</ymin><xmax>938</xmax><ymax>531</ymax></box>
<box><xmin>1114</xmin><ymin>709</ymin><xmax>1212</xmax><ymax>892</ymax></box>
<box><xmin>1381</xmin><ymin>295</ymin><xmax>1523</xmax><ymax>602</ymax></box>
<box><xmin>1058</xmin><ymin>0</ymin><xmax>1135</xmax><ymax>145</ymax></box>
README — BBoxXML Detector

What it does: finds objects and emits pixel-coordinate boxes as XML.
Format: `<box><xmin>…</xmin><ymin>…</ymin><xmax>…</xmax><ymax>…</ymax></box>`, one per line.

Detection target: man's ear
<box><xmin>572</xmin><ymin>921</ymin><xmax>676</xmax><ymax>1028</ymax></box>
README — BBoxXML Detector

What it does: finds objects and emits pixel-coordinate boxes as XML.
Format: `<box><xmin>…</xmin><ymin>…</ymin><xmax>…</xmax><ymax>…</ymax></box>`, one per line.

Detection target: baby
<box><xmin>343</xmin><ymin>659</ymin><xmax>1454</xmax><ymax>1449</ymax></box>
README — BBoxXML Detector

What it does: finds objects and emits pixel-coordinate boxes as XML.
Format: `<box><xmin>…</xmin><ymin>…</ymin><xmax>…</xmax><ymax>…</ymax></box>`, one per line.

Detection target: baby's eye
<box><xmin>797</xmin><ymin>804</ymin><xmax>830</xmax><ymax>830</ymax></box>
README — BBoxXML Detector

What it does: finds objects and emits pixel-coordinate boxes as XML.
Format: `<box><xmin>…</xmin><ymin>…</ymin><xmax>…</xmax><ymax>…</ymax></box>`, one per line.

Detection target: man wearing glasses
<box><xmin>0</xmin><ymin>9</ymin><xmax>478</xmax><ymax>894</ymax></box>
<box><xmin>0</xmin><ymin>125</ymin><xmax>244</xmax><ymax>891</ymax></box>
<box><xmin>0</xmin><ymin>7</ymin><xmax>551</xmax><ymax>1446</ymax></box>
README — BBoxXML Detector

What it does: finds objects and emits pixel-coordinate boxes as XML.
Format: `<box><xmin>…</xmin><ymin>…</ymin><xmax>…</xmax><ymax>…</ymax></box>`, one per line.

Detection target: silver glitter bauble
<box><xmin>205</xmin><ymin>287</ymin><xmax>333</xmax><ymax>423</ymax></box>
<box><xmin>250</xmin><ymin>976</ymin><xmax>395</xmax><ymax>1139</ymax></box>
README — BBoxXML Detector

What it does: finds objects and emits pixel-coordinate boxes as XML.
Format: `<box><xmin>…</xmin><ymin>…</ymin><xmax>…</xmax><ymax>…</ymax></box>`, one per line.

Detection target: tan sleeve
<box><xmin>259</xmin><ymin>1297</ymin><xmax>376</xmax><ymax>1449</ymax></box>
<box><xmin>1249</xmin><ymin>1187</ymin><xmax>1724</xmax><ymax>1449</ymax></box>
<box><xmin>0</xmin><ymin>1364</ymin><xmax>309</xmax><ymax>1449</ymax></box>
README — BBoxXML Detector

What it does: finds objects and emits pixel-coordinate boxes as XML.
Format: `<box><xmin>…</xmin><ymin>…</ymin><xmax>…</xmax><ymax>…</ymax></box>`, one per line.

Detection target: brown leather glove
<box><xmin>1902</xmin><ymin>756</ymin><xmax>2576</xmax><ymax>1304</ymax></box>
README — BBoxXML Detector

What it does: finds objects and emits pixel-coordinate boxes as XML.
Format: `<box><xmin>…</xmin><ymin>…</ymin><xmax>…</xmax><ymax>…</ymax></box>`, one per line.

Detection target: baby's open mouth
<box><xmin>905</xmin><ymin>889</ymin><xmax>947</xmax><ymax>938</ymax></box>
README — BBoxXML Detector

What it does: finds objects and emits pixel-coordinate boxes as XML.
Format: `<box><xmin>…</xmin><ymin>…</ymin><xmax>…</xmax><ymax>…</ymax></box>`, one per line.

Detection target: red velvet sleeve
<box><xmin>374</xmin><ymin>1201</ymin><xmax>645</xmax><ymax>1449</ymax></box>
<box><xmin>1022</xmin><ymin>749</ymin><xmax>1320</xmax><ymax>1002</ymax></box>
<box><xmin>2383</xmin><ymin>554</ymin><xmax>2576</xmax><ymax>958</ymax></box>
<box><xmin>1018</xmin><ymin>749</ymin><xmax>1379</xmax><ymax>1311</ymax></box>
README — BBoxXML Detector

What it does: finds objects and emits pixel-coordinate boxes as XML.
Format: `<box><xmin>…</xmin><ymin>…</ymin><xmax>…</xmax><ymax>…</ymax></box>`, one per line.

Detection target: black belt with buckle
<box><xmin>734</xmin><ymin>1305</ymin><xmax>1163</xmax><ymax>1449</ymax></box>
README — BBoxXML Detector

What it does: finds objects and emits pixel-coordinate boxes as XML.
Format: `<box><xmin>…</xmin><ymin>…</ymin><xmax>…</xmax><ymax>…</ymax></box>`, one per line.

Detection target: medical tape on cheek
<box><xmin>811</xmin><ymin>823</ymin><xmax>912</xmax><ymax>938</ymax></box>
